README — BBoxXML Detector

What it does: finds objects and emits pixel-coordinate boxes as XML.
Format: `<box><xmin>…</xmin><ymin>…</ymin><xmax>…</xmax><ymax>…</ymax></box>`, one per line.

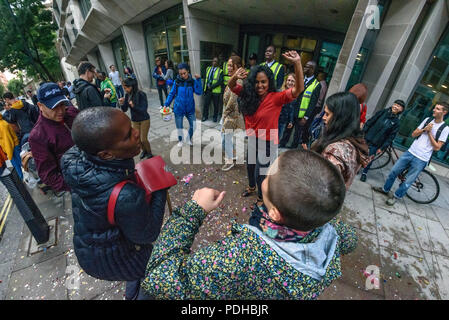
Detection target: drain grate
<box><xmin>27</xmin><ymin>217</ymin><xmax>58</xmax><ymax>256</ymax></box>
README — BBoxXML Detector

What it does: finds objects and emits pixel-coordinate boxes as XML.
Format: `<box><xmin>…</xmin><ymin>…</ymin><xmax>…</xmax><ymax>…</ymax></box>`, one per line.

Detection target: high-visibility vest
<box><xmin>223</xmin><ymin>61</ymin><xmax>230</xmax><ymax>86</ymax></box>
<box><xmin>261</xmin><ymin>61</ymin><xmax>282</xmax><ymax>85</ymax></box>
<box><xmin>298</xmin><ymin>79</ymin><xmax>320</xmax><ymax>118</ymax></box>
<box><xmin>204</xmin><ymin>66</ymin><xmax>223</xmax><ymax>94</ymax></box>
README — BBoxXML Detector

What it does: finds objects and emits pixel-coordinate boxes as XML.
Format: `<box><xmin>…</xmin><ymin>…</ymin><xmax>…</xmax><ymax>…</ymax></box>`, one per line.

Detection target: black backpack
<box><xmin>421</xmin><ymin>117</ymin><xmax>448</xmax><ymax>142</ymax></box>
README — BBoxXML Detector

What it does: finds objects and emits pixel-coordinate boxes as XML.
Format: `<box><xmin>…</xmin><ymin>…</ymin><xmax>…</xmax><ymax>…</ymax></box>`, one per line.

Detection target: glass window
<box><xmin>151</xmin><ymin>30</ymin><xmax>169</xmax><ymax>62</ymax></box>
<box><xmin>79</xmin><ymin>0</ymin><xmax>92</xmax><ymax>19</ymax></box>
<box><xmin>318</xmin><ymin>41</ymin><xmax>343</xmax><ymax>83</ymax></box>
<box><xmin>112</xmin><ymin>36</ymin><xmax>131</xmax><ymax>78</ymax></box>
<box><xmin>394</xmin><ymin>27</ymin><xmax>449</xmax><ymax>166</ymax></box>
<box><xmin>167</xmin><ymin>25</ymin><xmax>189</xmax><ymax>64</ymax></box>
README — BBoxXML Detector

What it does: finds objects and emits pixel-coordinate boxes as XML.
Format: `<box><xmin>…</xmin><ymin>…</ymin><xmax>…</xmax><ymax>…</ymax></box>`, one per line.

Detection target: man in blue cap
<box><xmin>28</xmin><ymin>82</ymin><xmax>79</xmax><ymax>192</ymax></box>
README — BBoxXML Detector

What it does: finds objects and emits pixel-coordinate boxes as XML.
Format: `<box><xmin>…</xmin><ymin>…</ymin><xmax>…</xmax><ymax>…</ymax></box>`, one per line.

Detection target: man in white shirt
<box><xmin>109</xmin><ymin>65</ymin><xmax>124</xmax><ymax>99</ymax></box>
<box><xmin>374</xmin><ymin>102</ymin><xmax>449</xmax><ymax>205</ymax></box>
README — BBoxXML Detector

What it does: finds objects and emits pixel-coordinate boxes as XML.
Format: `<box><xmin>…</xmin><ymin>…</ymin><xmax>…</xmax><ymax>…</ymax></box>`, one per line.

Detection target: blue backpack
<box><xmin>309</xmin><ymin>110</ymin><xmax>325</xmax><ymax>145</ymax></box>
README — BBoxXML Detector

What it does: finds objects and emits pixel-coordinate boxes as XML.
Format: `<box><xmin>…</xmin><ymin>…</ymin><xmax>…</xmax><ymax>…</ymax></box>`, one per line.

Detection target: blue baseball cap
<box><xmin>37</xmin><ymin>82</ymin><xmax>69</xmax><ymax>109</ymax></box>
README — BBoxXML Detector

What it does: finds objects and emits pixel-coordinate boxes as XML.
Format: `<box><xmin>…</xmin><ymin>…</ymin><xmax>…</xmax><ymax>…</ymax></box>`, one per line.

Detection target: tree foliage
<box><xmin>7</xmin><ymin>78</ymin><xmax>24</xmax><ymax>96</ymax></box>
<box><xmin>0</xmin><ymin>0</ymin><xmax>63</xmax><ymax>82</ymax></box>
<box><xmin>0</xmin><ymin>82</ymin><xmax>5</xmax><ymax>97</ymax></box>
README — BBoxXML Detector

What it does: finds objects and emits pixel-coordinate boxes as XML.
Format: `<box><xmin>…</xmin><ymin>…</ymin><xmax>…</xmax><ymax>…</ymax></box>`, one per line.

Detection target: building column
<box><xmin>361</xmin><ymin>0</ymin><xmax>428</xmax><ymax>116</ymax></box>
<box><xmin>98</xmin><ymin>42</ymin><xmax>116</xmax><ymax>72</ymax></box>
<box><xmin>327</xmin><ymin>0</ymin><xmax>376</xmax><ymax>96</ymax></box>
<box><xmin>384</xmin><ymin>0</ymin><xmax>449</xmax><ymax>108</ymax></box>
<box><xmin>121</xmin><ymin>23</ymin><xmax>152</xmax><ymax>92</ymax></box>
<box><xmin>86</xmin><ymin>53</ymin><xmax>100</xmax><ymax>70</ymax></box>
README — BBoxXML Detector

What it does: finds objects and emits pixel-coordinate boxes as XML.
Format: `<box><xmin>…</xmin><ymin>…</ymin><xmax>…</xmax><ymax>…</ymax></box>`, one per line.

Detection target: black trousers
<box><xmin>246</xmin><ymin>137</ymin><xmax>278</xmax><ymax>199</ymax></box>
<box><xmin>202</xmin><ymin>90</ymin><xmax>221</xmax><ymax>120</ymax></box>
<box><xmin>157</xmin><ymin>84</ymin><xmax>168</xmax><ymax>106</ymax></box>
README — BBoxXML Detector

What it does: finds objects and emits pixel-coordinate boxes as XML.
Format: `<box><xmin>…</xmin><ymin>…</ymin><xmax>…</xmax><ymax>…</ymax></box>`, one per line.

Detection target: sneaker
<box><xmin>187</xmin><ymin>140</ymin><xmax>193</xmax><ymax>146</ymax></box>
<box><xmin>372</xmin><ymin>186</ymin><xmax>389</xmax><ymax>196</ymax></box>
<box><xmin>159</xmin><ymin>106</ymin><xmax>163</xmax><ymax>110</ymax></box>
<box><xmin>177</xmin><ymin>141</ymin><xmax>183</xmax><ymax>147</ymax></box>
<box><xmin>221</xmin><ymin>159</ymin><xmax>235</xmax><ymax>171</ymax></box>
<box><xmin>386</xmin><ymin>197</ymin><xmax>397</xmax><ymax>206</ymax></box>
<box><xmin>360</xmin><ymin>173</ymin><xmax>367</xmax><ymax>182</ymax></box>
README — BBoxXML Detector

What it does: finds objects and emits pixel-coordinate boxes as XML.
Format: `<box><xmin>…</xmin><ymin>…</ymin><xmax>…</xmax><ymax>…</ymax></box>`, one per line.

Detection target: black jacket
<box><xmin>3</xmin><ymin>100</ymin><xmax>39</xmax><ymax>137</ymax></box>
<box><xmin>73</xmin><ymin>78</ymin><xmax>107</xmax><ymax>111</ymax></box>
<box><xmin>61</xmin><ymin>146</ymin><xmax>167</xmax><ymax>281</ymax></box>
<box><xmin>363</xmin><ymin>107</ymin><xmax>401</xmax><ymax>150</ymax></box>
<box><xmin>120</xmin><ymin>91</ymin><xmax>150</xmax><ymax>122</ymax></box>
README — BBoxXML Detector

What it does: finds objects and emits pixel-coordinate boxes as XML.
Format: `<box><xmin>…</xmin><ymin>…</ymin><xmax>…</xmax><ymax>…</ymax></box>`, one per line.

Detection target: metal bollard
<box><xmin>0</xmin><ymin>160</ymin><xmax>49</xmax><ymax>244</ymax></box>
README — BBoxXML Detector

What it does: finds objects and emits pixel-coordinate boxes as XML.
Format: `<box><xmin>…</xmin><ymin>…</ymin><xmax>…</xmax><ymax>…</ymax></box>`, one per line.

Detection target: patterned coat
<box><xmin>221</xmin><ymin>81</ymin><xmax>245</xmax><ymax>132</ymax></box>
<box><xmin>141</xmin><ymin>201</ymin><xmax>358</xmax><ymax>299</ymax></box>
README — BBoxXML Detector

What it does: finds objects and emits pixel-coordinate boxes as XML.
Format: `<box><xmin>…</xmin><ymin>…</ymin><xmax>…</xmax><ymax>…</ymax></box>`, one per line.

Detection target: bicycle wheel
<box><xmin>406</xmin><ymin>169</ymin><xmax>440</xmax><ymax>204</ymax></box>
<box><xmin>370</xmin><ymin>150</ymin><xmax>391</xmax><ymax>170</ymax></box>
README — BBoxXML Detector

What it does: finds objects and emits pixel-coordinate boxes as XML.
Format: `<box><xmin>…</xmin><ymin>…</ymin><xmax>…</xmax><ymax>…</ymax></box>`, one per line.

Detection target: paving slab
<box><xmin>93</xmin><ymin>282</ymin><xmax>126</xmax><ymax>300</ymax></box>
<box><xmin>318</xmin><ymin>279</ymin><xmax>384</xmax><ymax>300</ymax></box>
<box><xmin>340</xmin><ymin>192</ymin><xmax>377</xmax><ymax>234</ymax></box>
<box><xmin>373</xmin><ymin>191</ymin><xmax>408</xmax><ymax>216</ymax></box>
<box><xmin>430</xmin><ymin>253</ymin><xmax>449</xmax><ymax>299</ymax></box>
<box><xmin>403</xmin><ymin>198</ymin><xmax>439</xmax><ymax>221</ymax></box>
<box><xmin>379</xmin><ymin>246</ymin><xmax>440</xmax><ymax>300</ymax></box>
<box><xmin>7</xmin><ymin>254</ymin><xmax>67</xmax><ymax>300</ymax></box>
<box><xmin>408</xmin><ymin>213</ymin><xmax>449</xmax><ymax>257</ymax></box>
<box><xmin>348</xmin><ymin>178</ymin><xmax>374</xmax><ymax>199</ymax></box>
<box><xmin>375</xmin><ymin>207</ymin><xmax>422</xmax><ymax>256</ymax></box>
<box><xmin>431</xmin><ymin>206</ymin><xmax>449</xmax><ymax>231</ymax></box>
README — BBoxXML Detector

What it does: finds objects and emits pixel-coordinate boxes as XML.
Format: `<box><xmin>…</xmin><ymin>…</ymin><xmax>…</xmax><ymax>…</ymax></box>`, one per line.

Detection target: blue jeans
<box><xmin>362</xmin><ymin>145</ymin><xmax>379</xmax><ymax>175</ymax></box>
<box><xmin>175</xmin><ymin>112</ymin><xmax>196</xmax><ymax>142</ymax></box>
<box><xmin>278</xmin><ymin>122</ymin><xmax>287</xmax><ymax>144</ymax></box>
<box><xmin>383</xmin><ymin>151</ymin><xmax>427</xmax><ymax>199</ymax></box>
<box><xmin>222</xmin><ymin>132</ymin><xmax>234</xmax><ymax>160</ymax></box>
<box><xmin>11</xmin><ymin>145</ymin><xmax>23</xmax><ymax>180</ymax></box>
<box><xmin>115</xmin><ymin>85</ymin><xmax>124</xmax><ymax>99</ymax></box>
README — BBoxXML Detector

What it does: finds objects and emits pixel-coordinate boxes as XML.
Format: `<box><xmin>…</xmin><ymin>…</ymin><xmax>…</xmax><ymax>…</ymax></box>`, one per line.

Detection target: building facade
<box><xmin>52</xmin><ymin>0</ymin><xmax>449</xmax><ymax>173</ymax></box>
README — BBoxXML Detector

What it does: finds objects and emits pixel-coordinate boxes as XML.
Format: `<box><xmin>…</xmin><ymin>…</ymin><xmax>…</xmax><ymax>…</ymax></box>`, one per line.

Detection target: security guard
<box><xmin>202</xmin><ymin>57</ymin><xmax>223</xmax><ymax>122</ymax></box>
<box><xmin>280</xmin><ymin>60</ymin><xmax>321</xmax><ymax>148</ymax></box>
<box><xmin>261</xmin><ymin>45</ymin><xmax>285</xmax><ymax>90</ymax></box>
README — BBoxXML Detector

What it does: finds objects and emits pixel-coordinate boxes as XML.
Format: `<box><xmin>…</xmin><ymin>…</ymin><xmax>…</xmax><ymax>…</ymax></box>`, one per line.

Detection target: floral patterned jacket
<box><xmin>141</xmin><ymin>201</ymin><xmax>358</xmax><ymax>299</ymax></box>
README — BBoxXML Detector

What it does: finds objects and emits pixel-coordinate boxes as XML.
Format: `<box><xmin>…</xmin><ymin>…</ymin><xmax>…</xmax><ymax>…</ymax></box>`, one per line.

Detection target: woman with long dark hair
<box><xmin>228</xmin><ymin>50</ymin><xmax>304</xmax><ymax>204</ymax></box>
<box><xmin>311</xmin><ymin>92</ymin><xmax>370</xmax><ymax>189</ymax></box>
<box><xmin>119</xmin><ymin>77</ymin><xmax>152</xmax><ymax>159</ymax></box>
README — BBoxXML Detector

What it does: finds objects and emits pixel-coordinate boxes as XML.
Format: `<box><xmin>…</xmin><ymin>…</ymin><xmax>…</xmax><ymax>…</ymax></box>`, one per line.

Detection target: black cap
<box><xmin>249</xmin><ymin>53</ymin><xmax>257</xmax><ymax>60</ymax></box>
<box><xmin>394</xmin><ymin>99</ymin><xmax>406</xmax><ymax>108</ymax></box>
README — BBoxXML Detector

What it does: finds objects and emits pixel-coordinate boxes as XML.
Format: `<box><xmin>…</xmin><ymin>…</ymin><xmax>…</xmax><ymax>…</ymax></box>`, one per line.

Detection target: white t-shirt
<box><xmin>109</xmin><ymin>71</ymin><xmax>121</xmax><ymax>86</ymax></box>
<box><xmin>408</xmin><ymin>118</ymin><xmax>449</xmax><ymax>162</ymax></box>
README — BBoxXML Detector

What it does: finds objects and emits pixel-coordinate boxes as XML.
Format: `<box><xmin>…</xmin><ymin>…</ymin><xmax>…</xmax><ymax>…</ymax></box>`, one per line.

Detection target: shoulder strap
<box><xmin>436</xmin><ymin>123</ymin><xmax>448</xmax><ymax>141</ymax></box>
<box><xmin>107</xmin><ymin>180</ymin><xmax>132</xmax><ymax>226</ymax></box>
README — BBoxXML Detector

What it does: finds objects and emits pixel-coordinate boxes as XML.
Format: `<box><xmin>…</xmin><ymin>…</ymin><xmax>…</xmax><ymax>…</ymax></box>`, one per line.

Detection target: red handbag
<box><xmin>107</xmin><ymin>156</ymin><xmax>177</xmax><ymax>226</ymax></box>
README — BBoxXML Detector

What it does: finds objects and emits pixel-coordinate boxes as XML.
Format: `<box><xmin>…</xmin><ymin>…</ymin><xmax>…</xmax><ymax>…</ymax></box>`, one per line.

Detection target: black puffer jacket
<box><xmin>363</xmin><ymin>107</ymin><xmax>401</xmax><ymax>150</ymax></box>
<box><xmin>61</xmin><ymin>146</ymin><xmax>167</xmax><ymax>281</ymax></box>
<box><xmin>3</xmin><ymin>100</ymin><xmax>39</xmax><ymax>137</ymax></box>
<box><xmin>72</xmin><ymin>78</ymin><xmax>107</xmax><ymax>111</ymax></box>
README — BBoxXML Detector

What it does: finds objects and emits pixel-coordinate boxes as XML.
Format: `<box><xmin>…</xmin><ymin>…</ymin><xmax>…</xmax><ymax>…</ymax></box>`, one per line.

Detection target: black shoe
<box><xmin>360</xmin><ymin>173</ymin><xmax>367</xmax><ymax>182</ymax></box>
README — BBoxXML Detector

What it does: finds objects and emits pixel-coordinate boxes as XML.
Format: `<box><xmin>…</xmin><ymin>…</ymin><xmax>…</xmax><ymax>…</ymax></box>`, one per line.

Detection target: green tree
<box><xmin>7</xmin><ymin>78</ymin><xmax>24</xmax><ymax>96</ymax></box>
<box><xmin>0</xmin><ymin>82</ymin><xmax>5</xmax><ymax>98</ymax></box>
<box><xmin>0</xmin><ymin>0</ymin><xmax>63</xmax><ymax>82</ymax></box>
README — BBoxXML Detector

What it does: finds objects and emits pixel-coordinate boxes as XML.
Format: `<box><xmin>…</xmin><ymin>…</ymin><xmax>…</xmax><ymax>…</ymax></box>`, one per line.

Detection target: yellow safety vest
<box><xmin>298</xmin><ymin>79</ymin><xmax>320</xmax><ymax>118</ymax></box>
<box><xmin>204</xmin><ymin>66</ymin><xmax>223</xmax><ymax>94</ymax></box>
<box><xmin>223</xmin><ymin>61</ymin><xmax>230</xmax><ymax>86</ymax></box>
<box><xmin>261</xmin><ymin>61</ymin><xmax>282</xmax><ymax>84</ymax></box>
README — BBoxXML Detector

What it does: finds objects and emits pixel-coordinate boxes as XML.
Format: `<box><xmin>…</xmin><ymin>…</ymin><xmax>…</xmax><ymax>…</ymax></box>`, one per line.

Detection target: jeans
<box><xmin>278</xmin><ymin>122</ymin><xmax>288</xmax><ymax>145</ymax></box>
<box><xmin>115</xmin><ymin>85</ymin><xmax>124</xmax><ymax>99</ymax></box>
<box><xmin>175</xmin><ymin>112</ymin><xmax>196</xmax><ymax>142</ymax></box>
<box><xmin>157</xmin><ymin>84</ymin><xmax>168</xmax><ymax>106</ymax></box>
<box><xmin>125</xmin><ymin>279</ymin><xmax>142</xmax><ymax>300</ymax></box>
<box><xmin>362</xmin><ymin>145</ymin><xmax>379</xmax><ymax>175</ymax></box>
<box><xmin>383</xmin><ymin>151</ymin><xmax>428</xmax><ymax>199</ymax></box>
<box><xmin>222</xmin><ymin>132</ymin><xmax>234</xmax><ymax>160</ymax></box>
<box><xmin>11</xmin><ymin>145</ymin><xmax>23</xmax><ymax>180</ymax></box>
<box><xmin>246</xmin><ymin>136</ymin><xmax>278</xmax><ymax>199</ymax></box>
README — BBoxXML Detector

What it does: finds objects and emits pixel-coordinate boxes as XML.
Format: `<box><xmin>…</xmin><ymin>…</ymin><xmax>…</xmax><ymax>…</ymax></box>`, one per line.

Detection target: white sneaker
<box><xmin>177</xmin><ymin>141</ymin><xmax>183</xmax><ymax>147</ymax></box>
<box><xmin>187</xmin><ymin>140</ymin><xmax>193</xmax><ymax>146</ymax></box>
<box><xmin>159</xmin><ymin>106</ymin><xmax>163</xmax><ymax>110</ymax></box>
<box><xmin>221</xmin><ymin>159</ymin><xmax>235</xmax><ymax>171</ymax></box>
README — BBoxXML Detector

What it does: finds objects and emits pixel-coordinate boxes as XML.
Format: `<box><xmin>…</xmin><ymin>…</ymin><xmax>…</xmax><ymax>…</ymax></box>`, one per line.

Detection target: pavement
<box><xmin>1</xmin><ymin>90</ymin><xmax>449</xmax><ymax>300</ymax></box>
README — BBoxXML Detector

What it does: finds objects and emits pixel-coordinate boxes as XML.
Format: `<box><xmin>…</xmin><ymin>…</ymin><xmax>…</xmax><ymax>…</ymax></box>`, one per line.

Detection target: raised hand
<box><xmin>282</xmin><ymin>50</ymin><xmax>301</xmax><ymax>63</ymax></box>
<box><xmin>234</xmin><ymin>68</ymin><xmax>248</xmax><ymax>80</ymax></box>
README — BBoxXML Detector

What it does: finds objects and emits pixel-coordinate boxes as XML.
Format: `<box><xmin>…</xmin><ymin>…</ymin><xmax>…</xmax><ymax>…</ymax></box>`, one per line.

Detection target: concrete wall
<box><xmin>121</xmin><ymin>23</ymin><xmax>152</xmax><ymax>91</ymax></box>
<box><xmin>384</xmin><ymin>0</ymin><xmax>449</xmax><ymax>108</ymax></box>
<box><xmin>327</xmin><ymin>0</ymin><xmax>375</xmax><ymax>97</ymax></box>
<box><xmin>183</xmin><ymin>0</ymin><xmax>240</xmax><ymax>117</ymax></box>
<box><xmin>362</xmin><ymin>0</ymin><xmax>428</xmax><ymax>116</ymax></box>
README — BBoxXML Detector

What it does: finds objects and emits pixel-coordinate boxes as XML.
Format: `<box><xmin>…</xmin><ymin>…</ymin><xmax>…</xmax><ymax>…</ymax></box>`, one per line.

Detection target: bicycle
<box><xmin>369</xmin><ymin>145</ymin><xmax>440</xmax><ymax>204</ymax></box>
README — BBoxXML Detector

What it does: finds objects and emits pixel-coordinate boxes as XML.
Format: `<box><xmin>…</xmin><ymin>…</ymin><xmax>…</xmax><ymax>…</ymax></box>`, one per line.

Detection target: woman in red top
<box><xmin>228</xmin><ymin>50</ymin><xmax>304</xmax><ymax>204</ymax></box>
